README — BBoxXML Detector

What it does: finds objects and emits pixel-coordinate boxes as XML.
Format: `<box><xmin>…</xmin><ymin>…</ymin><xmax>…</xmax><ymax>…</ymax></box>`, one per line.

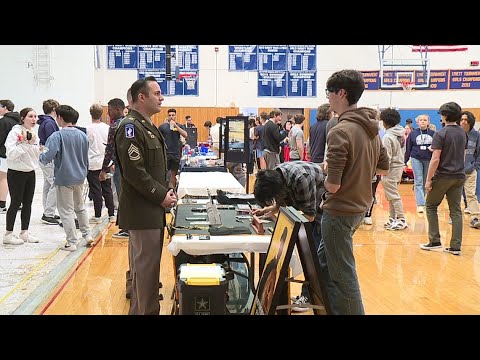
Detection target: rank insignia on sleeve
<box><xmin>125</xmin><ymin>124</ymin><xmax>135</xmax><ymax>138</ymax></box>
<box><xmin>128</xmin><ymin>143</ymin><xmax>141</xmax><ymax>161</ymax></box>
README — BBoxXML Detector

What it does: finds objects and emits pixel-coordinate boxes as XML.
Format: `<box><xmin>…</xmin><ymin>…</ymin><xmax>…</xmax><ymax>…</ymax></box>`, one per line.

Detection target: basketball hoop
<box><xmin>400</xmin><ymin>80</ymin><xmax>414</xmax><ymax>93</ymax></box>
<box><xmin>184</xmin><ymin>76</ymin><xmax>197</xmax><ymax>90</ymax></box>
<box><xmin>177</xmin><ymin>73</ymin><xmax>197</xmax><ymax>88</ymax></box>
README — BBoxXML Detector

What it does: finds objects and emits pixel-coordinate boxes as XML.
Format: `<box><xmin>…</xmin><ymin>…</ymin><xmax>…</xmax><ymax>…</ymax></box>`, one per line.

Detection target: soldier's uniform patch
<box><xmin>125</xmin><ymin>124</ymin><xmax>135</xmax><ymax>138</ymax></box>
<box><xmin>128</xmin><ymin>143</ymin><xmax>140</xmax><ymax>160</ymax></box>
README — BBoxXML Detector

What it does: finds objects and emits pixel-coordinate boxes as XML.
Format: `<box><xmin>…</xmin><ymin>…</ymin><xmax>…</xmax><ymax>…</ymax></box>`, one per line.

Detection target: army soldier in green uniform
<box><xmin>115</xmin><ymin>76</ymin><xmax>177</xmax><ymax>315</ymax></box>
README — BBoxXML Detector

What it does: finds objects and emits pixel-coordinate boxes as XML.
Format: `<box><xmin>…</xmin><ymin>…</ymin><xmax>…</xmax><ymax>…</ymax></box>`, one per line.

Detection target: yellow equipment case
<box><xmin>177</xmin><ymin>263</ymin><xmax>228</xmax><ymax>315</ymax></box>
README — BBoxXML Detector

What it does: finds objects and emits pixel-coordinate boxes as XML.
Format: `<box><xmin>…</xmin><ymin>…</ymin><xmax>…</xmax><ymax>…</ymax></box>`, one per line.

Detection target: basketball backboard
<box><xmin>378</xmin><ymin>45</ymin><xmax>430</xmax><ymax>89</ymax></box>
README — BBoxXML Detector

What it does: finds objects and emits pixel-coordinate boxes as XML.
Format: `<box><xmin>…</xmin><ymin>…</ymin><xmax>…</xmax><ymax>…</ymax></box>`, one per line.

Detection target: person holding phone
<box><xmin>3</xmin><ymin>108</ymin><xmax>42</xmax><ymax>244</ymax></box>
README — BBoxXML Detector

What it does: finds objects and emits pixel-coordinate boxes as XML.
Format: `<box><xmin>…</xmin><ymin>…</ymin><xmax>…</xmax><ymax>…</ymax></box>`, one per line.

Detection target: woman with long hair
<box><xmin>3</xmin><ymin>108</ymin><xmax>42</xmax><ymax>244</ymax></box>
<box><xmin>405</xmin><ymin>114</ymin><xmax>435</xmax><ymax>213</ymax></box>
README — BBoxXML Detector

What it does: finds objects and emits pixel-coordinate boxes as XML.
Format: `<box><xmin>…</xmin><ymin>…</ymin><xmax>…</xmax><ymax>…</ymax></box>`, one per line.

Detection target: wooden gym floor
<box><xmin>34</xmin><ymin>181</ymin><xmax>480</xmax><ymax>315</ymax></box>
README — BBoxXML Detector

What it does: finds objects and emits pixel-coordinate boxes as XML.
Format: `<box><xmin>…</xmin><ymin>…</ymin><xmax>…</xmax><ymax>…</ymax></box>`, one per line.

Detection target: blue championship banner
<box><xmin>415</xmin><ymin>69</ymin><xmax>448</xmax><ymax>90</ymax></box>
<box><xmin>229</xmin><ymin>45</ymin><xmax>258</xmax><ymax>71</ymax></box>
<box><xmin>362</xmin><ymin>69</ymin><xmax>449</xmax><ymax>90</ymax></box>
<box><xmin>361</xmin><ymin>71</ymin><xmax>380</xmax><ymax>90</ymax></box>
<box><xmin>107</xmin><ymin>45</ymin><xmax>138</xmax><ymax>69</ymax></box>
<box><xmin>138</xmin><ymin>70</ymin><xmax>199</xmax><ymax>97</ymax></box>
<box><xmin>449</xmin><ymin>69</ymin><xmax>480</xmax><ymax>89</ymax></box>
<box><xmin>171</xmin><ymin>45</ymin><xmax>199</xmax><ymax>71</ymax></box>
<box><xmin>258</xmin><ymin>45</ymin><xmax>288</xmax><ymax>71</ymax></box>
<box><xmin>136</xmin><ymin>46</ymin><xmax>199</xmax><ymax>96</ymax></box>
<box><xmin>258</xmin><ymin>71</ymin><xmax>287</xmax><ymax>97</ymax></box>
<box><xmin>138</xmin><ymin>45</ymin><xmax>166</xmax><ymax>69</ymax></box>
<box><xmin>287</xmin><ymin>45</ymin><xmax>316</xmax><ymax>71</ymax></box>
<box><xmin>288</xmin><ymin>71</ymin><xmax>316</xmax><ymax>97</ymax></box>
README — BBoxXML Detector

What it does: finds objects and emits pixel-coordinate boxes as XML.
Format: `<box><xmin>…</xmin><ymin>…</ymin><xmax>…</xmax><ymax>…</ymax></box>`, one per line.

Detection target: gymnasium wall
<box><xmin>0</xmin><ymin>45</ymin><xmax>95</xmax><ymax>127</ymax></box>
<box><xmin>2</xmin><ymin>45</ymin><xmax>480</xmax><ymax>130</ymax></box>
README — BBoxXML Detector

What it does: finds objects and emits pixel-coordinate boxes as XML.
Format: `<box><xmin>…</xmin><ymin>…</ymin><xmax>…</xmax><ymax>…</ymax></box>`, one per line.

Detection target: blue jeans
<box><xmin>113</xmin><ymin>162</ymin><xmax>121</xmax><ymax>195</ymax></box>
<box><xmin>318</xmin><ymin>210</ymin><xmax>365</xmax><ymax>315</ymax></box>
<box><xmin>300</xmin><ymin>210</ymin><xmax>322</xmax><ymax>298</ymax></box>
<box><xmin>411</xmin><ymin>157</ymin><xmax>430</xmax><ymax>206</ymax></box>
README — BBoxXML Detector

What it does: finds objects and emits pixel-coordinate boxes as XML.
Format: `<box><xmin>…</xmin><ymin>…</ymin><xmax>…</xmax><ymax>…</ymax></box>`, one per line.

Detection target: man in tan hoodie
<box><xmin>321</xmin><ymin>69</ymin><xmax>390</xmax><ymax>315</ymax></box>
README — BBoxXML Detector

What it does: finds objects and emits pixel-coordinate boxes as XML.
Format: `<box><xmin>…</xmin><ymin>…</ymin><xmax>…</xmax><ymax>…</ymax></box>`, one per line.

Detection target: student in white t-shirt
<box><xmin>86</xmin><ymin>104</ymin><xmax>115</xmax><ymax>224</ymax></box>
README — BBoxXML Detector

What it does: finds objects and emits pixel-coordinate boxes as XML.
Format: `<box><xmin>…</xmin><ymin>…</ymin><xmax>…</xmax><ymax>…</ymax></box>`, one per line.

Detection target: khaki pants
<box><xmin>465</xmin><ymin>170</ymin><xmax>480</xmax><ymax>215</ymax></box>
<box><xmin>381</xmin><ymin>167</ymin><xmax>405</xmax><ymax>220</ymax></box>
<box><xmin>263</xmin><ymin>150</ymin><xmax>279</xmax><ymax>170</ymax></box>
<box><xmin>128</xmin><ymin>228</ymin><xmax>164</xmax><ymax>315</ymax></box>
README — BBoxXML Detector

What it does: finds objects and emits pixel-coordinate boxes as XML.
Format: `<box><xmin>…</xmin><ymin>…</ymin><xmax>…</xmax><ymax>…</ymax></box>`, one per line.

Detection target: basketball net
<box><xmin>400</xmin><ymin>80</ymin><xmax>414</xmax><ymax>93</ymax></box>
<box><xmin>185</xmin><ymin>76</ymin><xmax>197</xmax><ymax>90</ymax></box>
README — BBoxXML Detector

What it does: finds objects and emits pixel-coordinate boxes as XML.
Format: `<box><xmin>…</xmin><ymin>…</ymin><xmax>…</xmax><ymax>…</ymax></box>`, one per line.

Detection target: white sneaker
<box><xmin>109</xmin><ymin>215</ymin><xmax>116</xmax><ymax>223</ymax></box>
<box><xmin>291</xmin><ymin>295</ymin><xmax>310</xmax><ymax>313</ymax></box>
<box><xmin>89</xmin><ymin>216</ymin><xmax>102</xmax><ymax>224</ymax></box>
<box><xmin>470</xmin><ymin>218</ymin><xmax>480</xmax><ymax>229</ymax></box>
<box><xmin>3</xmin><ymin>233</ymin><xmax>24</xmax><ymax>245</ymax></box>
<box><xmin>389</xmin><ymin>218</ymin><xmax>408</xmax><ymax>231</ymax></box>
<box><xmin>416</xmin><ymin>206</ymin><xmax>425</xmax><ymax>213</ymax></box>
<box><xmin>84</xmin><ymin>235</ymin><xmax>94</xmax><ymax>246</ymax></box>
<box><xmin>363</xmin><ymin>216</ymin><xmax>373</xmax><ymax>225</ymax></box>
<box><xmin>384</xmin><ymin>217</ymin><xmax>395</xmax><ymax>228</ymax></box>
<box><xmin>61</xmin><ymin>243</ymin><xmax>77</xmax><ymax>252</ymax></box>
<box><xmin>18</xmin><ymin>232</ymin><xmax>39</xmax><ymax>243</ymax></box>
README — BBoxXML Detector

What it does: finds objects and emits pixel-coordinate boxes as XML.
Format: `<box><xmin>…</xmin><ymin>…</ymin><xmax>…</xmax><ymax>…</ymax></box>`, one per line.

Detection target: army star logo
<box><xmin>125</xmin><ymin>124</ymin><xmax>135</xmax><ymax>138</ymax></box>
<box><xmin>195</xmin><ymin>297</ymin><xmax>210</xmax><ymax>311</ymax></box>
<box><xmin>128</xmin><ymin>143</ymin><xmax>141</xmax><ymax>161</ymax></box>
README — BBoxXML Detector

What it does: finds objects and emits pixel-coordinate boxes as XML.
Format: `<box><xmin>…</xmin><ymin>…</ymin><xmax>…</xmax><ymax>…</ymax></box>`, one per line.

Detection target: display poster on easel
<box><xmin>250</xmin><ymin>206</ymin><xmax>329</xmax><ymax>315</ymax></box>
<box><xmin>250</xmin><ymin>207</ymin><xmax>298</xmax><ymax>315</ymax></box>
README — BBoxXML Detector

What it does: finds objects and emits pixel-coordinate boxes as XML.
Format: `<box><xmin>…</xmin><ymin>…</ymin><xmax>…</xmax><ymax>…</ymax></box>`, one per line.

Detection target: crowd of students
<box><xmin>2</xmin><ymin>68</ymin><xmax>479</xmax><ymax>315</ymax></box>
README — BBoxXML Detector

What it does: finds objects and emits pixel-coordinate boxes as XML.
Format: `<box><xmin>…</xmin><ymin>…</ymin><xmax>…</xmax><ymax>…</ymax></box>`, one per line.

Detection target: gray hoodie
<box><xmin>383</xmin><ymin>124</ymin><xmax>406</xmax><ymax>170</ymax></box>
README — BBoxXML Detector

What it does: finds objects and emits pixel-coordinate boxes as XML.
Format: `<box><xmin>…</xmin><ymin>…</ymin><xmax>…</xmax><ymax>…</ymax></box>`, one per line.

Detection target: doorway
<box><xmin>279</xmin><ymin>108</ymin><xmax>304</xmax><ymax>126</ymax></box>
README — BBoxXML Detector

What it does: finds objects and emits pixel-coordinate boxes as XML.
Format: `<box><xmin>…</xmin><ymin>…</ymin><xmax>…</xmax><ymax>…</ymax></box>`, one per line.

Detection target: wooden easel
<box><xmin>250</xmin><ymin>206</ymin><xmax>331</xmax><ymax>315</ymax></box>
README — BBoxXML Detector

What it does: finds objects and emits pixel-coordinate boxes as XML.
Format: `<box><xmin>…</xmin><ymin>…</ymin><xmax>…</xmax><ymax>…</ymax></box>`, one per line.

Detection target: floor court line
<box><xmin>38</xmin><ymin>223</ymin><xmax>113</xmax><ymax>315</ymax></box>
<box><xmin>0</xmin><ymin>244</ymin><xmax>63</xmax><ymax>306</ymax></box>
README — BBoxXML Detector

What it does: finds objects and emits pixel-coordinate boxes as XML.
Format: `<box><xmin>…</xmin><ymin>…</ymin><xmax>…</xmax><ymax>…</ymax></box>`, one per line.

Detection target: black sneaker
<box><xmin>126</xmin><ymin>292</ymin><xmax>163</xmax><ymax>301</ymax></box>
<box><xmin>419</xmin><ymin>242</ymin><xmax>442</xmax><ymax>251</ymax></box>
<box><xmin>58</xmin><ymin>219</ymin><xmax>80</xmax><ymax>229</ymax></box>
<box><xmin>444</xmin><ymin>247</ymin><xmax>461</xmax><ymax>255</ymax></box>
<box><xmin>41</xmin><ymin>214</ymin><xmax>60</xmax><ymax>225</ymax></box>
<box><xmin>112</xmin><ymin>230</ymin><xmax>129</xmax><ymax>239</ymax></box>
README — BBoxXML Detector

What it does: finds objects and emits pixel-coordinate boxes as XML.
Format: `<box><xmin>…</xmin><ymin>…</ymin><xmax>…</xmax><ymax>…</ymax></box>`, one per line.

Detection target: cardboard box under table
<box><xmin>177</xmin><ymin>263</ymin><xmax>228</xmax><ymax>315</ymax></box>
